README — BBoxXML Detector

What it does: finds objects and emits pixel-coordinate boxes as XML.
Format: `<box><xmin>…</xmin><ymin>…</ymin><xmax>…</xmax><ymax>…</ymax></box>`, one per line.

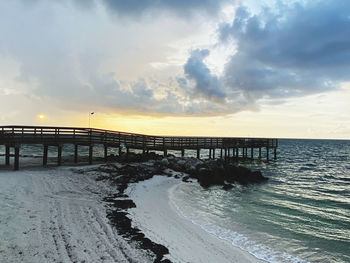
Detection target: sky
<box><xmin>0</xmin><ymin>0</ymin><xmax>349</xmax><ymax>139</ymax></box>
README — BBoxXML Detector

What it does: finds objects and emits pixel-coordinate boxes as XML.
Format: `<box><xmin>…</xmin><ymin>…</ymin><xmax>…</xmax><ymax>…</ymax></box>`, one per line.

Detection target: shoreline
<box><xmin>127</xmin><ymin>175</ymin><xmax>265</xmax><ymax>263</ymax></box>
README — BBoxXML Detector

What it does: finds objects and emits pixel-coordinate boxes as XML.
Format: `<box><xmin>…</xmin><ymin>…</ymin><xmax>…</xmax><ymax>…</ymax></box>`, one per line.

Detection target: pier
<box><xmin>0</xmin><ymin>126</ymin><xmax>278</xmax><ymax>170</ymax></box>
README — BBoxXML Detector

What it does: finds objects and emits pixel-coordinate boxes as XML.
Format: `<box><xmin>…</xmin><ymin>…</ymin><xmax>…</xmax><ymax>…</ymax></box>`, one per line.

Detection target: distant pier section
<box><xmin>0</xmin><ymin>126</ymin><xmax>278</xmax><ymax>170</ymax></box>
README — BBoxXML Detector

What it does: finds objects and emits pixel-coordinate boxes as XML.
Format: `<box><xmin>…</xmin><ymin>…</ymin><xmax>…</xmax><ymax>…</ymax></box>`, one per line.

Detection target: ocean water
<box><xmin>170</xmin><ymin>139</ymin><xmax>350</xmax><ymax>263</ymax></box>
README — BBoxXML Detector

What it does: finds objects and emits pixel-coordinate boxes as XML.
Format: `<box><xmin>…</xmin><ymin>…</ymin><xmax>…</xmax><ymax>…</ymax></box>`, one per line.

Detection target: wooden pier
<box><xmin>0</xmin><ymin>126</ymin><xmax>278</xmax><ymax>170</ymax></box>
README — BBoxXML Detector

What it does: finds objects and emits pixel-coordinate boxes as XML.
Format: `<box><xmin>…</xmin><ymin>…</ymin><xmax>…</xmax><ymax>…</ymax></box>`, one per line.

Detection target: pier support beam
<box><xmin>163</xmin><ymin>149</ymin><xmax>167</xmax><ymax>157</ymax></box>
<box><xmin>89</xmin><ymin>145</ymin><xmax>93</xmax><ymax>165</ymax></box>
<box><xmin>119</xmin><ymin>147</ymin><xmax>122</xmax><ymax>156</ymax></box>
<box><xmin>43</xmin><ymin>145</ymin><xmax>48</xmax><ymax>166</ymax></box>
<box><xmin>209</xmin><ymin>149</ymin><xmax>212</xmax><ymax>159</ymax></box>
<box><xmin>57</xmin><ymin>145</ymin><xmax>62</xmax><ymax>166</ymax></box>
<box><xmin>274</xmin><ymin>148</ymin><xmax>277</xmax><ymax>160</ymax></box>
<box><xmin>213</xmin><ymin>149</ymin><xmax>215</xmax><ymax>159</ymax></box>
<box><xmin>224</xmin><ymin>148</ymin><xmax>227</xmax><ymax>160</ymax></box>
<box><xmin>74</xmin><ymin>144</ymin><xmax>78</xmax><ymax>163</ymax></box>
<box><xmin>181</xmin><ymin>149</ymin><xmax>185</xmax><ymax>158</ymax></box>
<box><xmin>266</xmin><ymin>147</ymin><xmax>269</xmax><ymax>162</ymax></box>
<box><xmin>5</xmin><ymin>146</ymin><xmax>10</xmax><ymax>166</ymax></box>
<box><xmin>236</xmin><ymin>148</ymin><xmax>239</xmax><ymax>159</ymax></box>
<box><xmin>104</xmin><ymin>145</ymin><xmax>108</xmax><ymax>162</ymax></box>
<box><xmin>251</xmin><ymin>147</ymin><xmax>254</xmax><ymax>159</ymax></box>
<box><xmin>14</xmin><ymin>145</ymin><xmax>20</xmax><ymax>171</ymax></box>
<box><xmin>259</xmin><ymin>147</ymin><xmax>262</xmax><ymax>159</ymax></box>
<box><xmin>220</xmin><ymin>149</ymin><xmax>223</xmax><ymax>159</ymax></box>
<box><xmin>197</xmin><ymin>149</ymin><xmax>200</xmax><ymax>159</ymax></box>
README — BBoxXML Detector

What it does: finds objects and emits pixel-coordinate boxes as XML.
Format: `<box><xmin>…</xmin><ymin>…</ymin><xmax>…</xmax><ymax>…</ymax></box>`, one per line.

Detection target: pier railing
<box><xmin>0</xmin><ymin>126</ymin><xmax>277</xmax><ymax>149</ymax></box>
<box><xmin>0</xmin><ymin>125</ymin><xmax>278</xmax><ymax>170</ymax></box>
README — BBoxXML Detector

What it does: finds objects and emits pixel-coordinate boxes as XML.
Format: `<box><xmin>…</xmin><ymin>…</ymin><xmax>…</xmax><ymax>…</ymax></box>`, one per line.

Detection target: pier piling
<box><xmin>14</xmin><ymin>146</ymin><xmax>20</xmax><ymax>171</ymax></box>
<box><xmin>5</xmin><ymin>146</ymin><xmax>10</xmax><ymax>166</ymax></box>
<box><xmin>43</xmin><ymin>145</ymin><xmax>48</xmax><ymax>166</ymax></box>
<box><xmin>57</xmin><ymin>145</ymin><xmax>62</xmax><ymax>166</ymax></box>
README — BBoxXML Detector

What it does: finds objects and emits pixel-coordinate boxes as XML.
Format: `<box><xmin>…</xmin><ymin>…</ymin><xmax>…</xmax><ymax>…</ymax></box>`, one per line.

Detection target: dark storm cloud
<box><xmin>183</xmin><ymin>49</ymin><xmax>226</xmax><ymax>102</ymax></box>
<box><xmin>218</xmin><ymin>0</ymin><xmax>350</xmax><ymax>101</ymax></box>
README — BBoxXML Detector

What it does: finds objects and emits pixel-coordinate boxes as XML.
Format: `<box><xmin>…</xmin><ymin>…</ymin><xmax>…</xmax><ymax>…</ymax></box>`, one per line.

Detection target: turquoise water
<box><xmin>171</xmin><ymin>139</ymin><xmax>350</xmax><ymax>263</ymax></box>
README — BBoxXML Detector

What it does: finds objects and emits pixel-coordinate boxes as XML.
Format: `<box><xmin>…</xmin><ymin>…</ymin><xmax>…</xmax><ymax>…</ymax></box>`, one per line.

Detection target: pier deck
<box><xmin>0</xmin><ymin>126</ymin><xmax>278</xmax><ymax>170</ymax></box>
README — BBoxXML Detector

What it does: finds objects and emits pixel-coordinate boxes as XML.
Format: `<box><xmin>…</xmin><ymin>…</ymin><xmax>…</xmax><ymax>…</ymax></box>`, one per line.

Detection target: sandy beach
<box><xmin>0</xmin><ymin>158</ymin><xmax>264</xmax><ymax>263</ymax></box>
<box><xmin>0</xmin><ymin>163</ymin><xmax>153</xmax><ymax>262</ymax></box>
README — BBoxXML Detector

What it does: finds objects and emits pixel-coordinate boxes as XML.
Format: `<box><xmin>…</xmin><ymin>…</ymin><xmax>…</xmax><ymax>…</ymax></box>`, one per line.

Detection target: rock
<box><xmin>197</xmin><ymin>167</ymin><xmax>225</xmax><ymax>188</ymax></box>
<box><xmin>98</xmin><ymin>163</ymin><xmax>118</xmax><ymax>173</ymax></box>
<box><xmin>222</xmin><ymin>184</ymin><xmax>234</xmax><ymax>190</ymax></box>
<box><xmin>161</xmin><ymin>158</ymin><xmax>169</xmax><ymax>166</ymax></box>
<box><xmin>182</xmin><ymin>175</ymin><xmax>190</xmax><ymax>182</ymax></box>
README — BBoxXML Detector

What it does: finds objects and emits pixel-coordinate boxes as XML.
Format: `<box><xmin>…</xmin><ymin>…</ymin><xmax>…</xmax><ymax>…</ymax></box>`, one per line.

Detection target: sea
<box><xmin>1</xmin><ymin>139</ymin><xmax>349</xmax><ymax>262</ymax></box>
<box><xmin>170</xmin><ymin>139</ymin><xmax>350</xmax><ymax>263</ymax></box>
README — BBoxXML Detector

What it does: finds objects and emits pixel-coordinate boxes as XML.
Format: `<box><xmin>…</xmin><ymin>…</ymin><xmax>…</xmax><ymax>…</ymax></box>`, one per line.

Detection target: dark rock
<box><xmin>98</xmin><ymin>163</ymin><xmax>118</xmax><ymax>173</ymax></box>
<box><xmin>222</xmin><ymin>184</ymin><xmax>234</xmax><ymax>190</ymax></box>
<box><xmin>182</xmin><ymin>175</ymin><xmax>190</xmax><ymax>182</ymax></box>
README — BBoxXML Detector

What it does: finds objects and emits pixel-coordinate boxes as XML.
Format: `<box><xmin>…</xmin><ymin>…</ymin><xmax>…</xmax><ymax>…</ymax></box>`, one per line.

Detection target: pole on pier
<box><xmin>57</xmin><ymin>145</ymin><xmax>62</xmax><ymax>166</ymax></box>
<box><xmin>251</xmin><ymin>147</ymin><xmax>254</xmax><ymax>159</ymax></box>
<box><xmin>104</xmin><ymin>145</ymin><xmax>108</xmax><ymax>162</ymax></box>
<box><xmin>274</xmin><ymin>147</ymin><xmax>277</xmax><ymax>160</ymax></box>
<box><xmin>266</xmin><ymin>147</ymin><xmax>269</xmax><ymax>162</ymax></box>
<box><xmin>5</xmin><ymin>145</ymin><xmax>10</xmax><ymax>166</ymax></box>
<box><xmin>181</xmin><ymin>149</ymin><xmax>185</xmax><ymax>158</ymax></box>
<box><xmin>43</xmin><ymin>145</ymin><xmax>48</xmax><ymax>166</ymax></box>
<box><xmin>259</xmin><ymin>147</ymin><xmax>262</xmax><ymax>159</ymax></box>
<box><xmin>197</xmin><ymin>149</ymin><xmax>200</xmax><ymax>159</ymax></box>
<box><xmin>14</xmin><ymin>145</ymin><xmax>20</xmax><ymax>171</ymax></box>
<box><xmin>74</xmin><ymin>144</ymin><xmax>78</xmax><ymax>163</ymax></box>
<box><xmin>89</xmin><ymin>145</ymin><xmax>93</xmax><ymax>165</ymax></box>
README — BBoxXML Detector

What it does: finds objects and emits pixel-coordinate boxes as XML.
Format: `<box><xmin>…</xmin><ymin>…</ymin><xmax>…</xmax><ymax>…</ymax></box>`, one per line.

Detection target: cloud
<box><xmin>183</xmin><ymin>49</ymin><xmax>226</xmax><ymax>102</ymax></box>
<box><xmin>101</xmin><ymin>0</ymin><xmax>228</xmax><ymax>17</ymax></box>
<box><xmin>218</xmin><ymin>0</ymin><xmax>350</xmax><ymax>101</ymax></box>
<box><xmin>2</xmin><ymin>0</ymin><xmax>350</xmax><ymax>120</ymax></box>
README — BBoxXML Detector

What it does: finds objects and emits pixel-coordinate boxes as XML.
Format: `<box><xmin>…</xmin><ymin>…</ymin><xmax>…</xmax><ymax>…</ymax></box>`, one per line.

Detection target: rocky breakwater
<box><xmin>165</xmin><ymin>156</ymin><xmax>268</xmax><ymax>188</ymax></box>
<box><xmin>74</xmin><ymin>154</ymin><xmax>268</xmax><ymax>263</ymax></box>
